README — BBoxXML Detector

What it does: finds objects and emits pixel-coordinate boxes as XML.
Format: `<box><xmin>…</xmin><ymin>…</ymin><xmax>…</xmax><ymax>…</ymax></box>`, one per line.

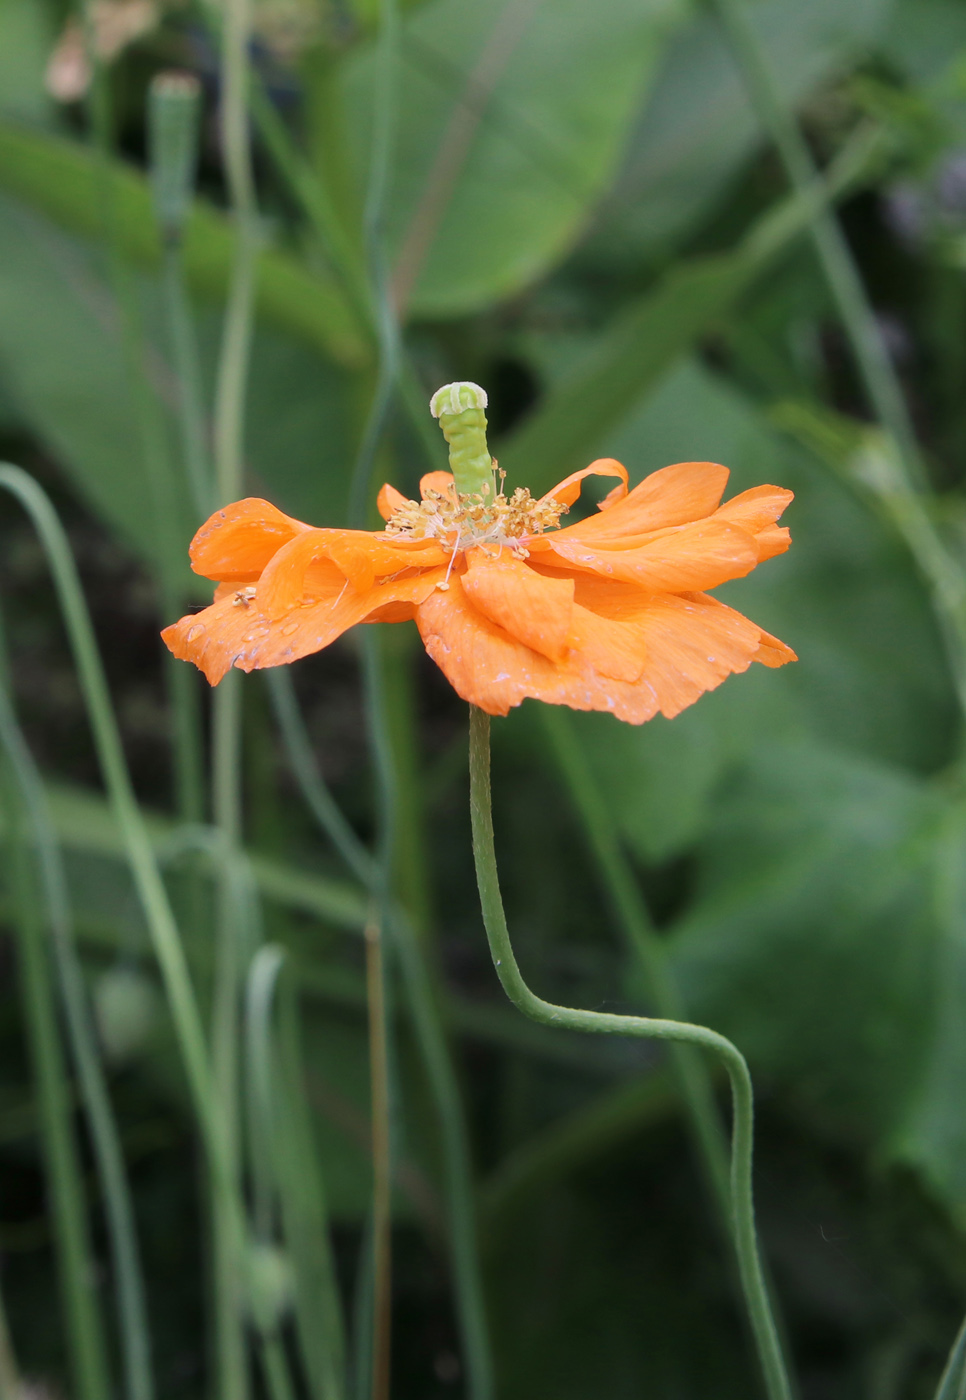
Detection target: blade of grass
<box><xmin>246</xmin><ymin>944</ymin><xmax>347</xmax><ymax>1400</ymax></box>
<box><xmin>0</xmin><ymin>1284</ymin><xmax>20</xmax><ymax>1400</ymax></box>
<box><xmin>0</xmin><ymin>464</ymin><xmax>249</xmax><ymax>1383</ymax></box>
<box><xmin>267</xmin><ymin>663</ymin><xmax>494</xmax><ymax>1396</ymax></box>
<box><xmin>0</xmin><ymin>618</ymin><xmax>153</xmax><ymax>1400</ymax></box>
<box><xmin>0</xmin><ymin>739</ymin><xmax>110</xmax><ymax>1400</ymax></box>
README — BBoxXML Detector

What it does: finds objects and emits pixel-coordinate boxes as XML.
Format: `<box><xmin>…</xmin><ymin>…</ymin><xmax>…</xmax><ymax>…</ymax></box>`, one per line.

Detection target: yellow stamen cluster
<box><xmin>384</xmin><ymin>476</ymin><xmax>567</xmax><ymax>556</ymax></box>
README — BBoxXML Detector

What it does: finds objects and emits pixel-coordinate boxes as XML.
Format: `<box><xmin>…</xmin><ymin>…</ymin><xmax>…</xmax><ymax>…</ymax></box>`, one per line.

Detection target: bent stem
<box><xmin>468</xmin><ymin>706</ymin><xmax>792</xmax><ymax>1400</ymax></box>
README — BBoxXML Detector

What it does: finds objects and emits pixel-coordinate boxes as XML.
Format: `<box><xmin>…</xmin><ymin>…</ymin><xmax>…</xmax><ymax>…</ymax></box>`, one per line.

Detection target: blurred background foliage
<box><xmin>4</xmin><ymin>0</ymin><xmax>966</xmax><ymax>1397</ymax></box>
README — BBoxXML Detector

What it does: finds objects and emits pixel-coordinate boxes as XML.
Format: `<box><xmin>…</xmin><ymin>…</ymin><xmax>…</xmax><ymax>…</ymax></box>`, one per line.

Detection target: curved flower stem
<box><xmin>540</xmin><ymin>707</ymin><xmax>730</xmax><ymax>1213</ymax></box>
<box><xmin>364</xmin><ymin>909</ymin><xmax>393</xmax><ymax>1400</ymax></box>
<box><xmin>0</xmin><ymin>617</ymin><xmax>153</xmax><ymax>1400</ymax></box>
<box><xmin>468</xmin><ymin>706</ymin><xmax>793</xmax><ymax>1400</ymax></box>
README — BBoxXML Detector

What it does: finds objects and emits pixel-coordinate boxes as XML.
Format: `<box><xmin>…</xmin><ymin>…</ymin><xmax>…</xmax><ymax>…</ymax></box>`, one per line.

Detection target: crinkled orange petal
<box><xmin>552</xmin><ymin>462</ymin><xmax>730</xmax><ymax>545</ymax></box>
<box><xmin>163</xmin><ymin>569</ymin><xmax>447</xmax><ymax>685</ymax></box>
<box><xmin>256</xmin><ymin>529</ymin><xmax>447</xmax><ymax>618</ymax></box>
<box><xmin>461</xmin><ymin>549</ymin><xmax>574</xmax><ymax>661</ymax></box>
<box><xmin>711</xmin><ymin>485</ymin><xmax>793</xmax><ymax>561</ymax></box>
<box><xmin>415</xmin><ymin>575</ymin><xmax>661</xmax><ymax>721</ymax></box>
<box><xmin>377</xmin><ymin>482</ymin><xmax>408</xmax><ymax>520</ymax></box>
<box><xmin>567</xmin><ymin>605</ymin><xmax>647</xmax><ymax>682</ymax></box>
<box><xmin>189</xmin><ymin>498</ymin><xmax>310</xmax><ymax>582</ymax></box>
<box><xmin>547</xmin><ymin>518</ymin><xmax>760</xmax><ymax>592</ymax></box>
<box><xmin>539</xmin><ymin>458</ymin><xmax>628</xmax><ymax>510</ymax></box>
<box><xmin>634</xmin><ymin>592</ymin><xmax>793</xmax><ymax>717</ymax></box>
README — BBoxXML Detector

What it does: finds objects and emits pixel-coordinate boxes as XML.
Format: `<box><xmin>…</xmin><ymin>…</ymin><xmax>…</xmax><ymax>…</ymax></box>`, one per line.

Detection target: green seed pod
<box><xmin>148</xmin><ymin>71</ymin><xmax>202</xmax><ymax>244</ymax></box>
<box><xmin>430</xmin><ymin>382</ymin><xmax>493</xmax><ymax>498</ymax></box>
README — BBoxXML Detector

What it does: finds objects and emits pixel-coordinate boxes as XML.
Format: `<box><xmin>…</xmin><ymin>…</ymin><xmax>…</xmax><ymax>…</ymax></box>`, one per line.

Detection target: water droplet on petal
<box><xmin>186</xmin><ymin>624</ymin><xmax>205</xmax><ymax>642</ymax></box>
<box><xmin>282</xmin><ymin>621</ymin><xmax>300</xmax><ymax>636</ymax></box>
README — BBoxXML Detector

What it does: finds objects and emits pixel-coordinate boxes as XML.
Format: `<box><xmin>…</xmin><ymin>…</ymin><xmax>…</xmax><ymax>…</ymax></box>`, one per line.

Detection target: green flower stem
<box><xmin>1</xmin><ymin>762</ymin><xmax>111</xmax><ymax>1400</ymax></box>
<box><xmin>0</xmin><ymin>623</ymin><xmax>153</xmax><ymax>1400</ymax></box>
<box><xmin>0</xmin><ymin>466</ymin><xmax>248</xmax><ymax>1392</ymax></box>
<box><xmin>468</xmin><ymin>705</ymin><xmax>793</xmax><ymax>1400</ymax></box>
<box><xmin>539</xmin><ymin>708</ymin><xmax>730</xmax><ymax>1211</ymax></box>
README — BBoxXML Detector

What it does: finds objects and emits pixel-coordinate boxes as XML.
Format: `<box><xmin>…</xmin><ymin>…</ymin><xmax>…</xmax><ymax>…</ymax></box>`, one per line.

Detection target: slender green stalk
<box><xmin>540</xmin><ymin>709</ymin><xmax>729</xmax><ymax>1209</ymax></box>
<box><xmin>214</xmin><ymin>0</ymin><xmax>258</xmax><ymax>506</ymax></box>
<box><xmin>0</xmin><ymin>1284</ymin><xmax>19</xmax><ymax>1400</ymax></box>
<box><xmin>267</xmin><ymin>665</ymin><xmax>493</xmax><ymax>1398</ymax></box>
<box><xmin>934</xmin><ymin>1311</ymin><xmax>966</xmax><ymax>1400</ymax></box>
<box><xmin>0</xmin><ymin>625</ymin><xmax>153</xmax><ymax>1400</ymax></box>
<box><xmin>1</xmin><ymin>754</ymin><xmax>110</xmax><ymax>1400</ymax></box>
<box><xmin>362</xmin><ymin>637</ymin><xmax>494</xmax><ymax>1400</ymax></box>
<box><xmin>348</xmin><ymin>0</ymin><xmax>402</xmax><ymax>528</ymax></box>
<box><xmin>0</xmin><ymin>465</ymin><xmax>237</xmax><ymax>1251</ymax></box>
<box><xmin>468</xmin><ymin>706</ymin><xmax>792</xmax><ymax>1400</ymax></box>
<box><xmin>712</xmin><ymin>0</ymin><xmax>923</xmax><ymax>488</ymax></box>
<box><xmin>163</xmin><ymin>243</ymin><xmax>215</xmax><ymax>522</ymax></box>
<box><xmin>364</xmin><ymin>912</ymin><xmax>393</xmax><ymax>1400</ymax></box>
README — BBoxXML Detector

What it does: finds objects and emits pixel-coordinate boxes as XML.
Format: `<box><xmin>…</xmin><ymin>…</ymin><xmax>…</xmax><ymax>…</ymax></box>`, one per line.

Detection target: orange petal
<box><xmin>189</xmin><ymin>498</ymin><xmax>310</xmax><ymax>582</ymax></box>
<box><xmin>420</xmin><ymin>470</ymin><xmax>457</xmax><ymax>501</ymax></box>
<box><xmin>547</xmin><ymin>518</ymin><xmax>760</xmax><ymax>592</ymax></box>
<box><xmin>256</xmin><ymin>529</ymin><xmax>447</xmax><ymax>617</ymax></box>
<box><xmin>539</xmin><ymin>458</ymin><xmax>628</xmax><ymax>510</ymax></box>
<box><xmin>552</xmin><ymin>461</ymin><xmax>729</xmax><ymax>545</ymax></box>
<box><xmin>635</xmin><ymin>593</ymin><xmax>792</xmax><ymax>717</ymax></box>
<box><xmin>461</xmin><ymin>549</ymin><xmax>574</xmax><ymax>662</ymax></box>
<box><xmin>711</xmin><ymin>485</ymin><xmax>793</xmax><ymax>559</ymax></box>
<box><xmin>377</xmin><ymin>482</ymin><xmax>409</xmax><ymax>520</ymax></box>
<box><xmin>567</xmin><ymin>605</ymin><xmax>647</xmax><ymax>682</ymax></box>
<box><xmin>415</xmin><ymin>576</ymin><xmax>660</xmax><ymax>722</ymax></box>
<box><xmin>163</xmin><ymin>570</ymin><xmax>447</xmax><ymax>685</ymax></box>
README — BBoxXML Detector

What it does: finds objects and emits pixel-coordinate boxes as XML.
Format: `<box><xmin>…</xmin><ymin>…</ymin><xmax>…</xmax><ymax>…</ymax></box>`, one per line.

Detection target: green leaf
<box><xmin>0</xmin><ymin>120</ymin><xmax>369</xmax><ymax>366</ymax></box>
<box><xmin>669</xmin><ymin>741</ymin><xmax>941</xmax><ymax>1144</ymax></box>
<box><xmin>890</xmin><ymin>802</ymin><xmax>966</xmax><ymax>1224</ymax></box>
<box><xmin>0</xmin><ymin>193</ymin><xmax>195</xmax><ymax>586</ymax></box>
<box><xmin>343</xmin><ymin>0</ymin><xmax>688</xmax><ymax>317</ymax></box>
<box><xmin>0</xmin><ymin>0</ymin><xmax>54</xmax><ymax>124</ymax></box>
<box><xmin>594</xmin><ymin>0</ymin><xmax>894</xmax><ymax>260</ymax></box>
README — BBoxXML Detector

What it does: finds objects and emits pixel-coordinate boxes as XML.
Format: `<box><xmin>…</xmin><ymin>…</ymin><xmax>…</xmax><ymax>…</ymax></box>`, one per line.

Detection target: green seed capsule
<box><xmin>430</xmin><ymin>382</ymin><xmax>493</xmax><ymax>497</ymax></box>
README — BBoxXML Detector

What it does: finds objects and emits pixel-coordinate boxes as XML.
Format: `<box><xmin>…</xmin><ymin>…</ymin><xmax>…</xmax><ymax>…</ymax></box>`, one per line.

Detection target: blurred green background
<box><xmin>4</xmin><ymin>0</ymin><xmax>966</xmax><ymax>1397</ymax></box>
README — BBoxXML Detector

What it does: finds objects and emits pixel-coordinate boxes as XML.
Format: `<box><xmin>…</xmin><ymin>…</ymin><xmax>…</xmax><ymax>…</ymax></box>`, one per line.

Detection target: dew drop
<box><xmin>186</xmin><ymin>624</ymin><xmax>205</xmax><ymax>642</ymax></box>
<box><xmin>281</xmin><ymin>621</ymin><xmax>300</xmax><ymax>636</ymax></box>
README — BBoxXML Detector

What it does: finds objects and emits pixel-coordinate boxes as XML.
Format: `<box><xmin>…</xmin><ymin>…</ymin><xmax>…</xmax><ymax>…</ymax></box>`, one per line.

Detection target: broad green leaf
<box><xmin>343</xmin><ymin>0</ymin><xmax>688</xmax><ymax>317</ymax></box>
<box><xmin>0</xmin><ymin>193</ymin><xmax>359</xmax><ymax>582</ymax></box>
<box><xmin>497</xmin><ymin>126</ymin><xmax>886</xmax><ymax>496</ymax></box>
<box><xmin>0</xmin><ymin>120</ymin><xmax>369</xmax><ymax>366</ymax></box>
<box><xmin>669</xmin><ymin>742</ymin><xmax>941</xmax><ymax>1143</ymax></box>
<box><xmin>593</xmin><ymin>0</ymin><xmax>894</xmax><ymax>261</ymax></box>
<box><xmin>0</xmin><ymin>192</ymin><xmax>195</xmax><ymax>587</ymax></box>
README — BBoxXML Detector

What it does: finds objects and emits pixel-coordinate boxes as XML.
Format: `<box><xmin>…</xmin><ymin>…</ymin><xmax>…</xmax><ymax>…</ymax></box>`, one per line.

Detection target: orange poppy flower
<box><xmin>162</xmin><ymin>387</ymin><xmax>796</xmax><ymax>722</ymax></box>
